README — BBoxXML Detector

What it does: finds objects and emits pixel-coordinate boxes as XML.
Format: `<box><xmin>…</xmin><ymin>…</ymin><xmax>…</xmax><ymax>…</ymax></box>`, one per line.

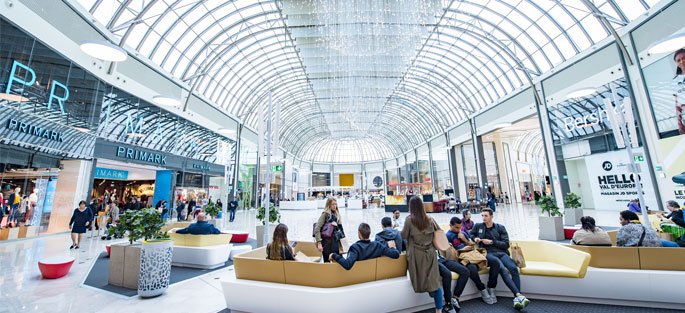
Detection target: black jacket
<box><xmin>88</xmin><ymin>201</ymin><xmax>100</xmax><ymax>215</ymax></box>
<box><xmin>374</xmin><ymin>228</ymin><xmax>403</xmax><ymax>252</ymax></box>
<box><xmin>175</xmin><ymin>221</ymin><xmax>221</xmax><ymax>235</ymax></box>
<box><xmin>469</xmin><ymin>222</ymin><xmax>510</xmax><ymax>254</ymax></box>
<box><xmin>332</xmin><ymin>240</ymin><xmax>399</xmax><ymax>270</ymax></box>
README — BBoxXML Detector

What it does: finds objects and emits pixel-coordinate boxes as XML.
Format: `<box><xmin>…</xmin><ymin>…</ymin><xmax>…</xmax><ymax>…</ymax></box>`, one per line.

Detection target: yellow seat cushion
<box><xmin>450</xmin><ymin>267</ymin><xmax>488</xmax><ymax>280</ymax></box>
<box><xmin>169</xmin><ymin>231</ymin><xmax>232</xmax><ymax>247</ymax></box>
<box><xmin>519</xmin><ymin>261</ymin><xmax>580</xmax><ymax>277</ymax></box>
<box><xmin>510</xmin><ymin>240</ymin><xmax>590</xmax><ymax>278</ymax></box>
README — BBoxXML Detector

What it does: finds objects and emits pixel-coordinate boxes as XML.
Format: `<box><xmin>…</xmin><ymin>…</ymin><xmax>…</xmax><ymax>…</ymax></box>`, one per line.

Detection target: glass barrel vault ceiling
<box><xmin>74</xmin><ymin>0</ymin><xmax>658</xmax><ymax>163</ymax></box>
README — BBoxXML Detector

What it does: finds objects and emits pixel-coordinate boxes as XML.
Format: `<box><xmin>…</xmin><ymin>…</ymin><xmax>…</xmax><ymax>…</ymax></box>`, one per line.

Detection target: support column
<box><xmin>230</xmin><ymin>124</ymin><xmax>243</xmax><ymax>206</ymax></box>
<box><xmin>47</xmin><ymin>160</ymin><xmax>92</xmax><ymax>234</ymax></box>
<box><xmin>427</xmin><ymin>142</ymin><xmax>437</xmax><ymax>194</ymax></box>
<box><xmin>454</xmin><ymin>146</ymin><xmax>468</xmax><ymax>201</ymax></box>
<box><xmin>469</xmin><ymin>119</ymin><xmax>487</xmax><ymax>191</ymax></box>
<box><xmin>537</xmin><ymin>83</ymin><xmax>565</xmax><ymax>208</ymax></box>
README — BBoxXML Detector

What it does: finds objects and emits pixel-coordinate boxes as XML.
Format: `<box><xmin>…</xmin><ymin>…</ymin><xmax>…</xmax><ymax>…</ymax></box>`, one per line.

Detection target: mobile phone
<box><xmin>291</xmin><ymin>242</ymin><xmax>297</xmax><ymax>248</ymax></box>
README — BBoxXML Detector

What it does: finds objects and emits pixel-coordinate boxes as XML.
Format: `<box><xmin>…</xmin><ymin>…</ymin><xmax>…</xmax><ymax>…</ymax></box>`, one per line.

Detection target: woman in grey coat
<box><xmin>402</xmin><ymin>196</ymin><xmax>443</xmax><ymax>313</ymax></box>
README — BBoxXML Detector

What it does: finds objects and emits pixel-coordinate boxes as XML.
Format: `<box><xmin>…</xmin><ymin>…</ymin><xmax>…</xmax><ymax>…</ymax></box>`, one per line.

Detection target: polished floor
<box><xmin>0</xmin><ymin>203</ymin><xmax>623</xmax><ymax>313</ymax></box>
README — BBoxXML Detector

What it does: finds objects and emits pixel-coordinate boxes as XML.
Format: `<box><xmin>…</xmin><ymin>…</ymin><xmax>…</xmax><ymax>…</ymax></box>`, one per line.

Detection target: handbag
<box><xmin>510</xmin><ymin>243</ymin><xmax>526</xmax><ymax>268</ymax></box>
<box><xmin>445</xmin><ymin>245</ymin><xmax>460</xmax><ymax>261</ymax></box>
<box><xmin>433</xmin><ymin>228</ymin><xmax>450</xmax><ymax>251</ymax></box>
<box><xmin>312</xmin><ymin>222</ymin><xmax>335</xmax><ymax>239</ymax></box>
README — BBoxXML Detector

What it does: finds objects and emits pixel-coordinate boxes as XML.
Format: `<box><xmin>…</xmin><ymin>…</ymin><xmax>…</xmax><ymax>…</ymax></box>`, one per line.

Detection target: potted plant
<box><xmin>255</xmin><ymin>205</ymin><xmax>280</xmax><ymax>247</ymax></box>
<box><xmin>107</xmin><ymin>208</ymin><xmax>172</xmax><ymax>296</ymax></box>
<box><xmin>563</xmin><ymin>193</ymin><xmax>583</xmax><ymax>226</ymax></box>
<box><xmin>204</xmin><ymin>202</ymin><xmax>221</xmax><ymax>227</ymax></box>
<box><xmin>535</xmin><ymin>196</ymin><xmax>565</xmax><ymax>241</ymax></box>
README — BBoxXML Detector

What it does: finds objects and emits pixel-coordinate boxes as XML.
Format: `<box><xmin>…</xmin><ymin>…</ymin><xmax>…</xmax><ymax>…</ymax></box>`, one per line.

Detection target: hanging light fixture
<box><xmin>567</xmin><ymin>87</ymin><xmax>597</xmax><ymax>99</ymax></box>
<box><xmin>152</xmin><ymin>95</ymin><xmax>181</xmax><ymax>107</ymax></box>
<box><xmin>648</xmin><ymin>33</ymin><xmax>685</xmax><ymax>54</ymax></box>
<box><xmin>79</xmin><ymin>40</ymin><xmax>128</xmax><ymax>62</ymax></box>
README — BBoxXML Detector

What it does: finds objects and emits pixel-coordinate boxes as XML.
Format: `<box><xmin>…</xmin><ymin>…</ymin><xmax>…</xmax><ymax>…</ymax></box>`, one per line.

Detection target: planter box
<box><xmin>18</xmin><ymin>225</ymin><xmax>38</xmax><ymax>238</ymax></box>
<box><xmin>109</xmin><ymin>243</ymin><xmax>142</xmax><ymax>289</ymax></box>
<box><xmin>256</xmin><ymin>224</ymin><xmax>278</xmax><ymax>247</ymax></box>
<box><xmin>539</xmin><ymin>216</ymin><xmax>565</xmax><ymax>241</ymax></box>
<box><xmin>564</xmin><ymin>208</ymin><xmax>584</xmax><ymax>226</ymax></box>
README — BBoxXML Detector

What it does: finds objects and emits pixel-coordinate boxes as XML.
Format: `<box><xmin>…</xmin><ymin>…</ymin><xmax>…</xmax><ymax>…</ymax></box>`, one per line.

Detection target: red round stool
<box><xmin>106</xmin><ymin>245</ymin><xmax>111</xmax><ymax>257</ymax></box>
<box><xmin>564</xmin><ymin>227</ymin><xmax>580</xmax><ymax>240</ymax></box>
<box><xmin>38</xmin><ymin>256</ymin><xmax>75</xmax><ymax>279</ymax></box>
<box><xmin>227</xmin><ymin>230</ymin><xmax>249</xmax><ymax>243</ymax></box>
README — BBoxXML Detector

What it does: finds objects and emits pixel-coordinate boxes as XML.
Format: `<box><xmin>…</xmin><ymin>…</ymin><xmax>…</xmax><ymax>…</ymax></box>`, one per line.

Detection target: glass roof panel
<box><xmin>74</xmin><ymin>0</ymin><xmax>655</xmax><ymax>163</ymax></box>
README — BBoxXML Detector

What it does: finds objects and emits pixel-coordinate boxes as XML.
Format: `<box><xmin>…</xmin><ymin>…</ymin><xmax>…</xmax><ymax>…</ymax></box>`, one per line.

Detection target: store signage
<box><xmin>562</xmin><ymin>99</ymin><xmax>639</xmax><ymax>148</ymax></box>
<box><xmin>95</xmin><ymin>167</ymin><xmax>128</xmax><ymax>180</ymax></box>
<box><xmin>94</xmin><ymin>167</ymin><xmax>128</xmax><ymax>180</ymax></box>
<box><xmin>6</xmin><ymin>118</ymin><xmax>65</xmax><ymax>142</ymax></box>
<box><xmin>192</xmin><ymin>163</ymin><xmax>210</xmax><ymax>170</ymax></box>
<box><xmin>585</xmin><ymin>148</ymin><xmax>657</xmax><ymax>210</ymax></box>
<box><xmin>271</xmin><ymin>165</ymin><xmax>282</xmax><ymax>172</ymax></box>
<box><xmin>5</xmin><ymin>60</ymin><xmax>68</xmax><ymax>115</ymax></box>
<box><xmin>116</xmin><ymin>146</ymin><xmax>167</xmax><ymax>165</ymax></box>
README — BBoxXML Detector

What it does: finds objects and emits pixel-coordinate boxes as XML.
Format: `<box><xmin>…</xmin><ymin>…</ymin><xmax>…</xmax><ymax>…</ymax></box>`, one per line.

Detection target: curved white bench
<box><xmin>172</xmin><ymin>244</ymin><xmax>231</xmax><ymax>269</ymax></box>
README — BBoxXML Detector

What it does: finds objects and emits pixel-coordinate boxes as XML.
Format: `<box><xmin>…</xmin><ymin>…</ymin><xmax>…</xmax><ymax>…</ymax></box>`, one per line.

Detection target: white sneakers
<box><xmin>480</xmin><ymin>289</ymin><xmax>496</xmax><ymax>304</ymax></box>
<box><xmin>514</xmin><ymin>295</ymin><xmax>530</xmax><ymax>310</ymax></box>
<box><xmin>487</xmin><ymin>288</ymin><xmax>498</xmax><ymax>303</ymax></box>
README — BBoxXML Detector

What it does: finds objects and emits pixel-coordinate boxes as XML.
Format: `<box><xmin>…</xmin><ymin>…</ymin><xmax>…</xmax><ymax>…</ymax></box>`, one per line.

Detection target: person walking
<box><xmin>229</xmin><ymin>197</ymin><xmax>239</xmax><ymax>222</ymax></box>
<box><xmin>88</xmin><ymin>197</ymin><xmax>100</xmax><ymax>230</ymax></box>
<box><xmin>69</xmin><ymin>200</ymin><xmax>93</xmax><ymax>249</ymax></box>
<box><xmin>402</xmin><ymin>196</ymin><xmax>444</xmax><ymax>313</ymax></box>
<box><xmin>314</xmin><ymin>197</ymin><xmax>344</xmax><ymax>262</ymax></box>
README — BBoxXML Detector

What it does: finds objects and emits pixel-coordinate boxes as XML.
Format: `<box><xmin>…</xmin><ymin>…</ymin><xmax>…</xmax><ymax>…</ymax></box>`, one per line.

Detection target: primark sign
<box><xmin>6</xmin><ymin>118</ymin><xmax>65</xmax><ymax>142</ymax></box>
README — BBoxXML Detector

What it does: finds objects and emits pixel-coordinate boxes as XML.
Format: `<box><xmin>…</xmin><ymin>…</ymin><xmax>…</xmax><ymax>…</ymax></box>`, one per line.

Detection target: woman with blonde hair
<box><xmin>314</xmin><ymin>197</ymin><xmax>345</xmax><ymax>262</ymax></box>
<box><xmin>267</xmin><ymin>224</ymin><xmax>295</xmax><ymax>260</ymax></box>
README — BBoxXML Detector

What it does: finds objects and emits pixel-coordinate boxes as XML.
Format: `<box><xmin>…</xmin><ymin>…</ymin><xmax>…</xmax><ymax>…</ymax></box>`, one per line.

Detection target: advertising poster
<box><xmin>585</xmin><ymin>148</ymin><xmax>657</xmax><ymax>210</ymax></box>
<box><xmin>642</xmin><ymin>51</ymin><xmax>685</xmax><ymax>137</ymax></box>
<box><xmin>658</xmin><ymin>135</ymin><xmax>685</xmax><ymax>202</ymax></box>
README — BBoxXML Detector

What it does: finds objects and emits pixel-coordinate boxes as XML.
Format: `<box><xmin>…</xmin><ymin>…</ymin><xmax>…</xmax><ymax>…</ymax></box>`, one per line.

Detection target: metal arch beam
<box><xmin>578</xmin><ymin>0</ymin><xmax>633</xmax><ymax>65</ymax></box>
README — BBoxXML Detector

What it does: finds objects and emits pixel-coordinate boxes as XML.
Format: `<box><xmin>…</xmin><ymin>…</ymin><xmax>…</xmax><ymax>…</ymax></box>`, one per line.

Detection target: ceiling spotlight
<box><xmin>127</xmin><ymin>132</ymin><xmax>146</xmax><ymax>137</ymax></box>
<box><xmin>73</xmin><ymin>127</ymin><xmax>90</xmax><ymax>133</ymax></box>
<box><xmin>218</xmin><ymin>128</ymin><xmax>236</xmax><ymax>134</ymax></box>
<box><xmin>648</xmin><ymin>33</ymin><xmax>685</xmax><ymax>54</ymax></box>
<box><xmin>566</xmin><ymin>87</ymin><xmax>597</xmax><ymax>99</ymax></box>
<box><xmin>152</xmin><ymin>95</ymin><xmax>181</xmax><ymax>106</ymax></box>
<box><xmin>199</xmin><ymin>152</ymin><xmax>213</xmax><ymax>156</ymax></box>
<box><xmin>79</xmin><ymin>40</ymin><xmax>127</xmax><ymax>62</ymax></box>
<box><xmin>0</xmin><ymin>93</ymin><xmax>29</xmax><ymax>102</ymax></box>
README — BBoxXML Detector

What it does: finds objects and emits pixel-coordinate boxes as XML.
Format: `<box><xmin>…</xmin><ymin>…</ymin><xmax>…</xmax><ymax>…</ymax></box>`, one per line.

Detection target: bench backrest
<box><xmin>565</xmin><ymin>245</ymin><xmax>640</xmax><ymax>269</ymax></box>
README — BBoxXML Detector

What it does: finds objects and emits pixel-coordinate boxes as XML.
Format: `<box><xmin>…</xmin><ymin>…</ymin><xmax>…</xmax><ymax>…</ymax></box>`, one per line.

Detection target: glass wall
<box><xmin>483</xmin><ymin>142</ymin><xmax>501</xmax><ymax>198</ymax></box>
<box><xmin>238</xmin><ymin>139</ymin><xmax>257</xmax><ymax>209</ymax></box>
<box><xmin>430</xmin><ymin>140</ymin><xmax>451</xmax><ymax>197</ymax></box>
<box><xmin>461</xmin><ymin>143</ymin><xmax>480</xmax><ymax>200</ymax></box>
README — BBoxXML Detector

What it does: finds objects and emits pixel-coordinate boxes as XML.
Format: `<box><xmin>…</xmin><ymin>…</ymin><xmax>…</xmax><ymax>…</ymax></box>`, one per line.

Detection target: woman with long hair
<box><xmin>267</xmin><ymin>224</ymin><xmax>295</xmax><ymax>260</ymax></box>
<box><xmin>571</xmin><ymin>216</ymin><xmax>611</xmax><ymax>246</ymax></box>
<box><xmin>314</xmin><ymin>197</ymin><xmax>344</xmax><ymax>262</ymax></box>
<box><xmin>402</xmin><ymin>196</ymin><xmax>443</xmax><ymax>313</ymax></box>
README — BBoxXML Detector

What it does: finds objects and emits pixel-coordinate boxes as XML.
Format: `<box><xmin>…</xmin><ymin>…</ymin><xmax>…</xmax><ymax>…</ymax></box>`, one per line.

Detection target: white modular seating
<box><xmin>171</xmin><ymin>244</ymin><xmax>232</xmax><ymax>269</ymax></box>
<box><xmin>278</xmin><ymin>200</ymin><xmax>319</xmax><ymax>210</ymax></box>
<box><xmin>222</xmin><ymin>267</ymin><xmax>685</xmax><ymax>312</ymax></box>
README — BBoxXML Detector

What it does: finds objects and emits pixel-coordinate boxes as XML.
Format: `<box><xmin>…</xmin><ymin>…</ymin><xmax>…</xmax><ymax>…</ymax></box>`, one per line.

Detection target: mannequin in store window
<box><xmin>7</xmin><ymin>187</ymin><xmax>21</xmax><ymax>228</ymax></box>
<box><xmin>673</xmin><ymin>48</ymin><xmax>685</xmax><ymax>135</ymax></box>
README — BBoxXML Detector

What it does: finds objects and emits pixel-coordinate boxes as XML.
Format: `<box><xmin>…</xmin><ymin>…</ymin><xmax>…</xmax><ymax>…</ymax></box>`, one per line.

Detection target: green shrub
<box><xmin>535</xmin><ymin>195</ymin><xmax>564</xmax><ymax>217</ymax></box>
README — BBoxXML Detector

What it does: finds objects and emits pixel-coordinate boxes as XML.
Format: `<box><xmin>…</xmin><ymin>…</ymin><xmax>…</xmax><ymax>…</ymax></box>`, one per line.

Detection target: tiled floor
<box><xmin>0</xmin><ymin>203</ymin><xmax>623</xmax><ymax>313</ymax></box>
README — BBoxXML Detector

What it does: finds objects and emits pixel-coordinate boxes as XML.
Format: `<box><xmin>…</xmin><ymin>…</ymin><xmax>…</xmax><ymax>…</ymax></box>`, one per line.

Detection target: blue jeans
<box><xmin>661</xmin><ymin>239</ymin><xmax>680</xmax><ymax>247</ymax></box>
<box><xmin>229</xmin><ymin>208</ymin><xmax>236</xmax><ymax>221</ymax></box>
<box><xmin>488</xmin><ymin>252</ymin><xmax>520</xmax><ymax>295</ymax></box>
<box><xmin>428</xmin><ymin>288</ymin><xmax>443</xmax><ymax>311</ymax></box>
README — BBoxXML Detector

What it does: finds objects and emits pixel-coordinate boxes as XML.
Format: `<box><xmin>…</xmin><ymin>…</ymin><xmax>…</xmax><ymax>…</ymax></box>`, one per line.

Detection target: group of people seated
<box><xmin>571</xmin><ymin>200</ymin><xmax>685</xmax><ymax>248</ymax></box>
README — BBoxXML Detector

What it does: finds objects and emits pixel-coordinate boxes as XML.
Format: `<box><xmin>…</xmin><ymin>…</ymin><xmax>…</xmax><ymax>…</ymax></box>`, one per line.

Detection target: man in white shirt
<box><xmin>391</xmin><ymin>209</ymin><xmax>403</xmax><ymax>229</ymax></box>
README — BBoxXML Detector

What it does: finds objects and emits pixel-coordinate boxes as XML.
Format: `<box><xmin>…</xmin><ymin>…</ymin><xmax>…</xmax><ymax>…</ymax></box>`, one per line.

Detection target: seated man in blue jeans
<box><xmin>330</xmin><ymin>223</ymin><xmax>399</xmax><ymax>270</ymax></box>
<box><xmin>175</xmin><ymin>213</ymin><xmax>220</xmax><ymax>234</ymax></box>
<box><xmin>470</xmin><ymin>208</ymin><xmax>530</xmax><ymax>310</ymax></box>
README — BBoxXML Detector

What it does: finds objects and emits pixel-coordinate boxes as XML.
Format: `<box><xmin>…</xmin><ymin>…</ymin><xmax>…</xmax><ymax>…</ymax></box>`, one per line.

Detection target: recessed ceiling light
<box><xmin>199</xmin><ymin>152</ymin><xmax>213</xmax><ymax>156</ymax></box>
<box><xmin>152</xmin><ymin>95</ymin><xmax>181</xmax><ymax>106</ymax></box>
<box><xmin>0</xmin><ymin>93</ymin><xmax>29</xmax><ymax>102</ymax></box>
<box><xmin>73</xmin><ymin>127</ymin><xmax>90</xmax><ymax>133</ymax></box>
<box><xmin>79</xmin><ymin>40</ymin><xmax>127</xmax><ymax>62</ymax></box>
<box><xmin>218</xmin><ymin>128</ymin><xmax>236</xmax><ymax>134</ymax></box>
<box><xmin>567</xmin><ymin>87</ymin><xmax>597</xmax><ymax>99</ymax></box>
<box><xmin>648</xmin><ymin>33</ymin><xmax>685</xmax><ymax>54</ymax></box>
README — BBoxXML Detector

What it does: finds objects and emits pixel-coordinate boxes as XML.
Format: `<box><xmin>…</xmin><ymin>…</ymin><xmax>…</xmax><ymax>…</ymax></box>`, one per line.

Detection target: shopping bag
<box><xmin>511</xmin><ymin>243</ymin><xmax>526</xmax><ymax>268</ymax></box>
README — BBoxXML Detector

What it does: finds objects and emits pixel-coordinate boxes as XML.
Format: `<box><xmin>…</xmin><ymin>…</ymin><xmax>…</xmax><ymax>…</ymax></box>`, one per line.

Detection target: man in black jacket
<box><xmin>470</xmin><ymin>208</ymin><xmax>530</xmax><ymax>310</ymax></box>
<box><xmin>88</xmin><ymin>197</ymin><xmax>100</xmax><ymax>230</ymax></box>
<box><xmin>330</xmin><ymin>223</ymin><xmax>399</xmax><ymax>270</ymax></box>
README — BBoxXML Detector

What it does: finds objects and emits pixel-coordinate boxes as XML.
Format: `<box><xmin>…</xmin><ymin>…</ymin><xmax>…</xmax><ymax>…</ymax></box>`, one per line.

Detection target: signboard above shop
<box><xmin>94</xmin><ymin>167</ymin><xmax>129</xmax><ymax>180</ymax></box>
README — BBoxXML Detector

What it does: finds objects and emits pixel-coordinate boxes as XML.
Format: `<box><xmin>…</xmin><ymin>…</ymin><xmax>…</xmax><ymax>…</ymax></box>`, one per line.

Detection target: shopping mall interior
<box><xmin>1</xmin><ymin>1</ymin><xmax>685</xmax><ymax>312</ymax></box>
